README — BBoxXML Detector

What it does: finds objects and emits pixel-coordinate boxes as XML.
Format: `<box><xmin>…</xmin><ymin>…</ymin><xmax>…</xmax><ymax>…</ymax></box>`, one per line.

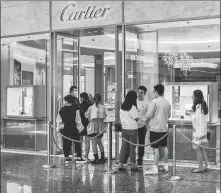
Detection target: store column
<box><xmin>94</xmin><ymin>55</ymin><xmax>104</xmax><ymax>96</ymax></box>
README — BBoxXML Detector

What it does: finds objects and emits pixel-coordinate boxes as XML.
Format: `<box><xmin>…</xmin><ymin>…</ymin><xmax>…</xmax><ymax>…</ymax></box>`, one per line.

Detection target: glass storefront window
<box><xmin>1</xmin><ymin>34</ymin><xmax>50</xmax><ymax>152</ymax></box>
<box><xmin>125</xmin><ymin>18</ymin><xmax>220</xmax><ymax>163</ymax></box>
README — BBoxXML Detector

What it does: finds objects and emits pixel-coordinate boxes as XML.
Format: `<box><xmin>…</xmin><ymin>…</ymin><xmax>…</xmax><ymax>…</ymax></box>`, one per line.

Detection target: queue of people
<box><xmin>56</xmin><ymin>84</ymin><xmax>211</xmax><ymax>174</ymax></box>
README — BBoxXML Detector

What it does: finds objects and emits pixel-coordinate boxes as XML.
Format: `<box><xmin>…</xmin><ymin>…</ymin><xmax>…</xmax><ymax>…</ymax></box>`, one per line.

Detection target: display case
<box><xmin>6</xmin><ymin>86</ymin><xmax>46</xmax><ymax>118</ymax></box>
<box><xmin>3</xmin><ymin>85</ymin><xmax>47</xmax><ymax>151</ymax></box>
<box><xmin>164</xmin><ymin>82</ymin><xmax>218</xmax><ymax>124</ymax></box>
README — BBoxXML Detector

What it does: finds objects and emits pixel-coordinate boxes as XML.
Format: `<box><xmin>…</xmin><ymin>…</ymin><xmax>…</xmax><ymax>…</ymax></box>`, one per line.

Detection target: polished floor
<box><xmin>1</xmin><ymin>153</ymin><xmax>220</xmax><ymax>193</ymax></box>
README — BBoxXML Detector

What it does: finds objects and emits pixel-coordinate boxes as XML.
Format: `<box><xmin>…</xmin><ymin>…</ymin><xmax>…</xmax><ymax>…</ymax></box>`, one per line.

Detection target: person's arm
<box><xmin>131</xmin><ymin>106</ymin><xmax>139</xmax><ymax>121</ymax></box>
<box><xmin>168</xmin><ymin>104</ymin><xmax>171</xmax><ymax>119</ymax></box>
<box><xmin>84</xmin><ymin>107</ymin><xmax>90</xmax><ymax>119</ymax></box>
<box><xmin>56</xmin><ymin>112</ymin><xmax>62</xmax><ymax>131</ymax></box>
<box><xmin>76</xmin><ymin>110</ymin><xmax>84</xmax><ymax>133</ymax></box>
<box><xmin>192</xmin><ymin>107</ymin><xmax>201</xmax><ymax>133</ymax></box>
<box><xmin>145</xmin><ymin>101</ymin><xmax>156</xmax><ymax>118</ymax></box>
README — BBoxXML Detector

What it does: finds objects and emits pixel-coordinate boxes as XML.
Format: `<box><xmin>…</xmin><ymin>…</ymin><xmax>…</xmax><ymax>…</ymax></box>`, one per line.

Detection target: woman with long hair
<box><xmin>191</xmin><ymin>89</ymin><xmax>211</xmax><ymax>173</ymax></box>
<box><xmin>116</xmin><ymin>91</ymin><xmax>139</xmax><ymax>171</ymax></box>
<box><xmin>85</xmin><ymin>93</ymin><xmax>107</xmax><ymax>164</ymax></box>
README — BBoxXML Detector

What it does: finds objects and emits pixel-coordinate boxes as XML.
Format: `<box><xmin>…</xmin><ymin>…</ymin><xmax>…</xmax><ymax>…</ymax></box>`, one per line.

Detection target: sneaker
<box><xmin>75</xmin><ymin>157</ymin><xmax>87</xmax><ymax>164</ymax></box>
<box><xmin>114</xmin><ymin>162</ymin><xmax>127</xmax><ymax>167</ymax></box>
<box><xmin>137</xmin><ymin>164</ymin><xmax>143</xmax><ymax>168</ymax></box>
<box><xmin>65</xmin><ymin>159</ymin><xmax>71</xmax><ymax>164</ymax></box>
<box><xmin>191</xmin><ymin>168</ymin><xmax>205</xmax><ymax>173</ymax></box>
<box><xmin>204</xmin><ymin>165</ymin><xmax>211</xmax><ymax>172</ymax></box>
<box><xmin>159</xmin><ymin>168</ymin><xmax>169</xmax><ymax>173</ymax></box>
<box><xmin>114</xmin><ymin>163</ymin><xmax>121</xmax><ymax>167</ymax></box>
<box><xmin>144</xmin><ymin>169</ymin><xmax>159</xmax><ymax>175</ymax></box>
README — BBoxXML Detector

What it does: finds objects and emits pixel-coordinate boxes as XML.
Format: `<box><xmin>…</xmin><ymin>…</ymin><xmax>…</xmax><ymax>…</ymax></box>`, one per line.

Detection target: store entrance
<box><xmin>54</xmin><ymin>27</ymin><xmax>122</xmax><ymax>156</ymax></box>
<box><xmin>56</xmin><ymin>27</ymin><xmax>117</xmax><ymax>114</ymax></box>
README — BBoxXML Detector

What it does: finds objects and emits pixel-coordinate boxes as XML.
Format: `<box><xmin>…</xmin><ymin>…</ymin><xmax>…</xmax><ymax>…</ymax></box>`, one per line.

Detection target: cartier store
<box><xmin>1</xmin><ymin>1</ymin><xmax>220</xmax><ymax>164</ymax></box>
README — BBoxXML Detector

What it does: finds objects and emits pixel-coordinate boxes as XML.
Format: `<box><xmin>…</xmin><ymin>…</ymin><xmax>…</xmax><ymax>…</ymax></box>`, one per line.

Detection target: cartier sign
<box><xmin>60</xmin><ymin>4</ymin><xmax>111</xmax><ymax>22</ymax></box>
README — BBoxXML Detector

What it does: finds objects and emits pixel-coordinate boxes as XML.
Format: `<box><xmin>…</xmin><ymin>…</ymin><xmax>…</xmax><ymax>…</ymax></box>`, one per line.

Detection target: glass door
<box><xmin>53</xmin><ymin>33</ymin><xmax>80</xmax><ymax>153</ymax></box>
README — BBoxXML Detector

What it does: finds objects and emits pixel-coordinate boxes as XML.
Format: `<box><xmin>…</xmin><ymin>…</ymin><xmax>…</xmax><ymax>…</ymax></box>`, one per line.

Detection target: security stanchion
<box><xmin>42</xmin><ymin>121</ymin><xmax>56</xmax><ymax>169</ymax></box>
<box><xmin>170</xmin><ymin>125</ymin><xmax>182</xmax><ymax>181</ymax></box>
<box><xmin>108</xmin><ymin>122</ymin><xmax>112</xmax><ymax>172</ymax></box>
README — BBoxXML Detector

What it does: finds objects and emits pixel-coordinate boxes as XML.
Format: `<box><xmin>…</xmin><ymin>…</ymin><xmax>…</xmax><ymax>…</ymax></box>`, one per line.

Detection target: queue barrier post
<box><xmin>170</xmin><ymin>125</ymin><xmax>182</xmax><ymax>181</ymax></box>
<box><xmin>42</xmin><ymin>121</ymin><xmax>56</xmax><ymax>169</ymax></box>
<box><xmin>108</xmin><ymin>122</ymin><xmax>112</xmax><ymax>172</ymax></box>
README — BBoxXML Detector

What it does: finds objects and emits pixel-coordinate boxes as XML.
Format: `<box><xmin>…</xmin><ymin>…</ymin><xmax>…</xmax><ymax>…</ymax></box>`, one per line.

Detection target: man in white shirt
<box><xmin>136</xmin><ymin>85</ymin><xmax>149</xmax><ymax>167</ymax></box>
<box><xmin>145</xmin><ymin>84</ymin><xmax>171</xmax><ymax>175</ymax></box>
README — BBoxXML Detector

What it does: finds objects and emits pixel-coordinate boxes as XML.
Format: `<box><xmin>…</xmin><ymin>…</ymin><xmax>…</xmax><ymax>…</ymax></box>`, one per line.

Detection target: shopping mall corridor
<box><xmin>1</xmin><ymin>153</ymin><xmax>220</xmax><ymax>193</ymax></box>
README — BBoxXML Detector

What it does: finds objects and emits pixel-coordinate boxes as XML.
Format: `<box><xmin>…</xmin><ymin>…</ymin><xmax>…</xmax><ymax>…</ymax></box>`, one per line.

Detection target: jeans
<box><xmin>119</xmin><ymin>129</ymin><xmax>138</xmax><ymax>164</ymax></box>
<box><xmin>137</xmin><ymin>126</ymin><xmax>147</xmax><ymax>164</ymax></box>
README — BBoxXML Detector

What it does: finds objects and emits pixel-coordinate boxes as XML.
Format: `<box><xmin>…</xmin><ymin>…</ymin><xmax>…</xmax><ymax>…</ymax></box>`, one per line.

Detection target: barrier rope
<box><xmin>50</xmin><ymin>123</ymin><xmax>108</xmax><ymax>143</ymax></box>
<box><xmin>52</xmin><ymin>128</ymin><xmax>63</xmax><ymax>151</ymax></box>
<box><xmin>177</xmin><ymin>130</ymin><xmax>221</xmax><ymax>150</ymax></box>
<box><xmin>112</xmin><ymin>128</ymin><xmax>171</xmax><ymax>147</ymax></box>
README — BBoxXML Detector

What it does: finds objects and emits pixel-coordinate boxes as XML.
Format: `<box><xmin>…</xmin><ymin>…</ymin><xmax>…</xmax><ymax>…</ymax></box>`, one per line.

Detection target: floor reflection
<box><xmin>1</xmin><ymin>153</ymin><xmax>220</xmax><ymax>193</ymax></box>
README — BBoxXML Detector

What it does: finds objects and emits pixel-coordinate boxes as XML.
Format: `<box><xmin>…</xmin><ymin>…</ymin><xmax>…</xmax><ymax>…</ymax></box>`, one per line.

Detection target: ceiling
<box><xmin>3</xmin><ymin>18</ymin><xmax>220</xmax><ymax>70</ymax></box>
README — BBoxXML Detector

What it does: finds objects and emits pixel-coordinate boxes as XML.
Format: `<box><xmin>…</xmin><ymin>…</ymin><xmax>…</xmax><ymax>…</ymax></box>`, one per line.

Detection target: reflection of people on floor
<box><xmin>145</xmin><ymin>84</ymin><xmax>171</xmax><ymax>175</ymax></box>
<box><xmin>191</xmin><ymin>90</ymin><xmax>211</xmax><ymax>173</ymax></box>
<box><xmin>85</xmin><ymin>93</ymin><xmax>107</xmax><ymax>164</ymax></box>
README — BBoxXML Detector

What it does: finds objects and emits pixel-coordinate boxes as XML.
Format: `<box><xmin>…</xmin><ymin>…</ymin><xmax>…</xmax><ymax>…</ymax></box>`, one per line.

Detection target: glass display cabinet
<box><xmin>6</xmin><ymin>86</ymin><xmax>46</xmax><ymax>118</ymax></box>
<box><xmin>164</xmin><ymin>82</ymin><xmax>218</xmax><ymax>124</ymax></box>
<box><xmin>3</xmin><ymin>86</ymin><xmax>47</xmax><ymax>151</ymax></box>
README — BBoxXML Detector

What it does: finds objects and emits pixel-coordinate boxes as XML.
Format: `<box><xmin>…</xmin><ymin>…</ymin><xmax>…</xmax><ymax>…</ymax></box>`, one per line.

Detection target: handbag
<box><xmin>115</xmin><ymin>123</ymin><xmax>122</xmax><ymax>132</ymax></box>
<box><xmin>207</xmin><ymin>131</ymin><xmax>210</xmax><ymax>140</ymax></box>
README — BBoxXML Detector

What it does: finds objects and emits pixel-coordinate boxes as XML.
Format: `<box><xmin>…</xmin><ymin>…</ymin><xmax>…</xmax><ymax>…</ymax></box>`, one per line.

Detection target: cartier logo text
<box><xmin>60</xmin><ymin>4</ymin><xmax>111</xmax><ymax>22</ymax></box>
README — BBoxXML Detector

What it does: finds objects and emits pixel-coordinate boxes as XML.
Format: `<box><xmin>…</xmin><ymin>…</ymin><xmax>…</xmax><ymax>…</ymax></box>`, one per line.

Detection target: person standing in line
<box><xmin>136</xmin><ymin>85</ymin><xmax>149</xmax><ymax>168</ymax></box>
<box><xmin>116</xmin><ymin>91</ymin><xmax>139</xmax><ymax>172</ymax></box>
<box><xmin>69</xmin><ymin>86</ymin><xmax>86</xmax><ymax>163</ymax></box>
<box><xmin>85</xmin><ymin>93</ymin><xmax>106</xmax><ymax>164</ymax></box>
<box><xmin>145</xmin><ymin>84</ymin><xmax>171</xmax><ymax>175</ymax></box>
<box><xmin>69</xmin><ymin>85</ymin><xmax>81</xmax><ymax>107</ymax></box>
<box><xmin>57</xmin><ymin>95</ymin><xmax>85</xmax><ymax>164</ymax></box>
<box><xmin>191</xmin><ymin>90</ymin><xmax>211</xmax><ymax>173</ymax></box>
<box><xmin>79</xmin><ymin>92</ymin><xmax>93</xmax><ymax>162</ymax></box>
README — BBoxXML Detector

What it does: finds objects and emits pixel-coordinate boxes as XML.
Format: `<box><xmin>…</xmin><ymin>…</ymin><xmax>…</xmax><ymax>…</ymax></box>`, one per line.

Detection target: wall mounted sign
<box><xmin>60</xmin><ymin>4</ymin><xmax>111</xmax><ymax>22</ymax></box>
<box><xmin>52</xmin><ymin>1</ymin><xmax>122</xmax><ymax>30</ymax></box>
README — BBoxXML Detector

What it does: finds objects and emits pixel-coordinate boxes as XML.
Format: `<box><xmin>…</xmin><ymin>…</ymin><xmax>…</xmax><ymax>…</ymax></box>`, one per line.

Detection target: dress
<box><xmin>85</xmin><ymin>104</ymin><xmax>107</xmax><ymax>137</ymax></box>
<box><xmin>192</xmin><ymin>104</ymin><xmax>208</xmax><ymax>148</ymax></box>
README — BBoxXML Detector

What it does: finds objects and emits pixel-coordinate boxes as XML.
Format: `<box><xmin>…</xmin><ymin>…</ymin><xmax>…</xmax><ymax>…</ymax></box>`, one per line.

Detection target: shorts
<box><xmin>192</xmin><ymin>141</ymin><xmax>208</xmax><ymax>150</ymax></box>
<box><xmin>150</xmin><ymin>131</ymin><xmax>168</xmax><ymax>148</ymax></box>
